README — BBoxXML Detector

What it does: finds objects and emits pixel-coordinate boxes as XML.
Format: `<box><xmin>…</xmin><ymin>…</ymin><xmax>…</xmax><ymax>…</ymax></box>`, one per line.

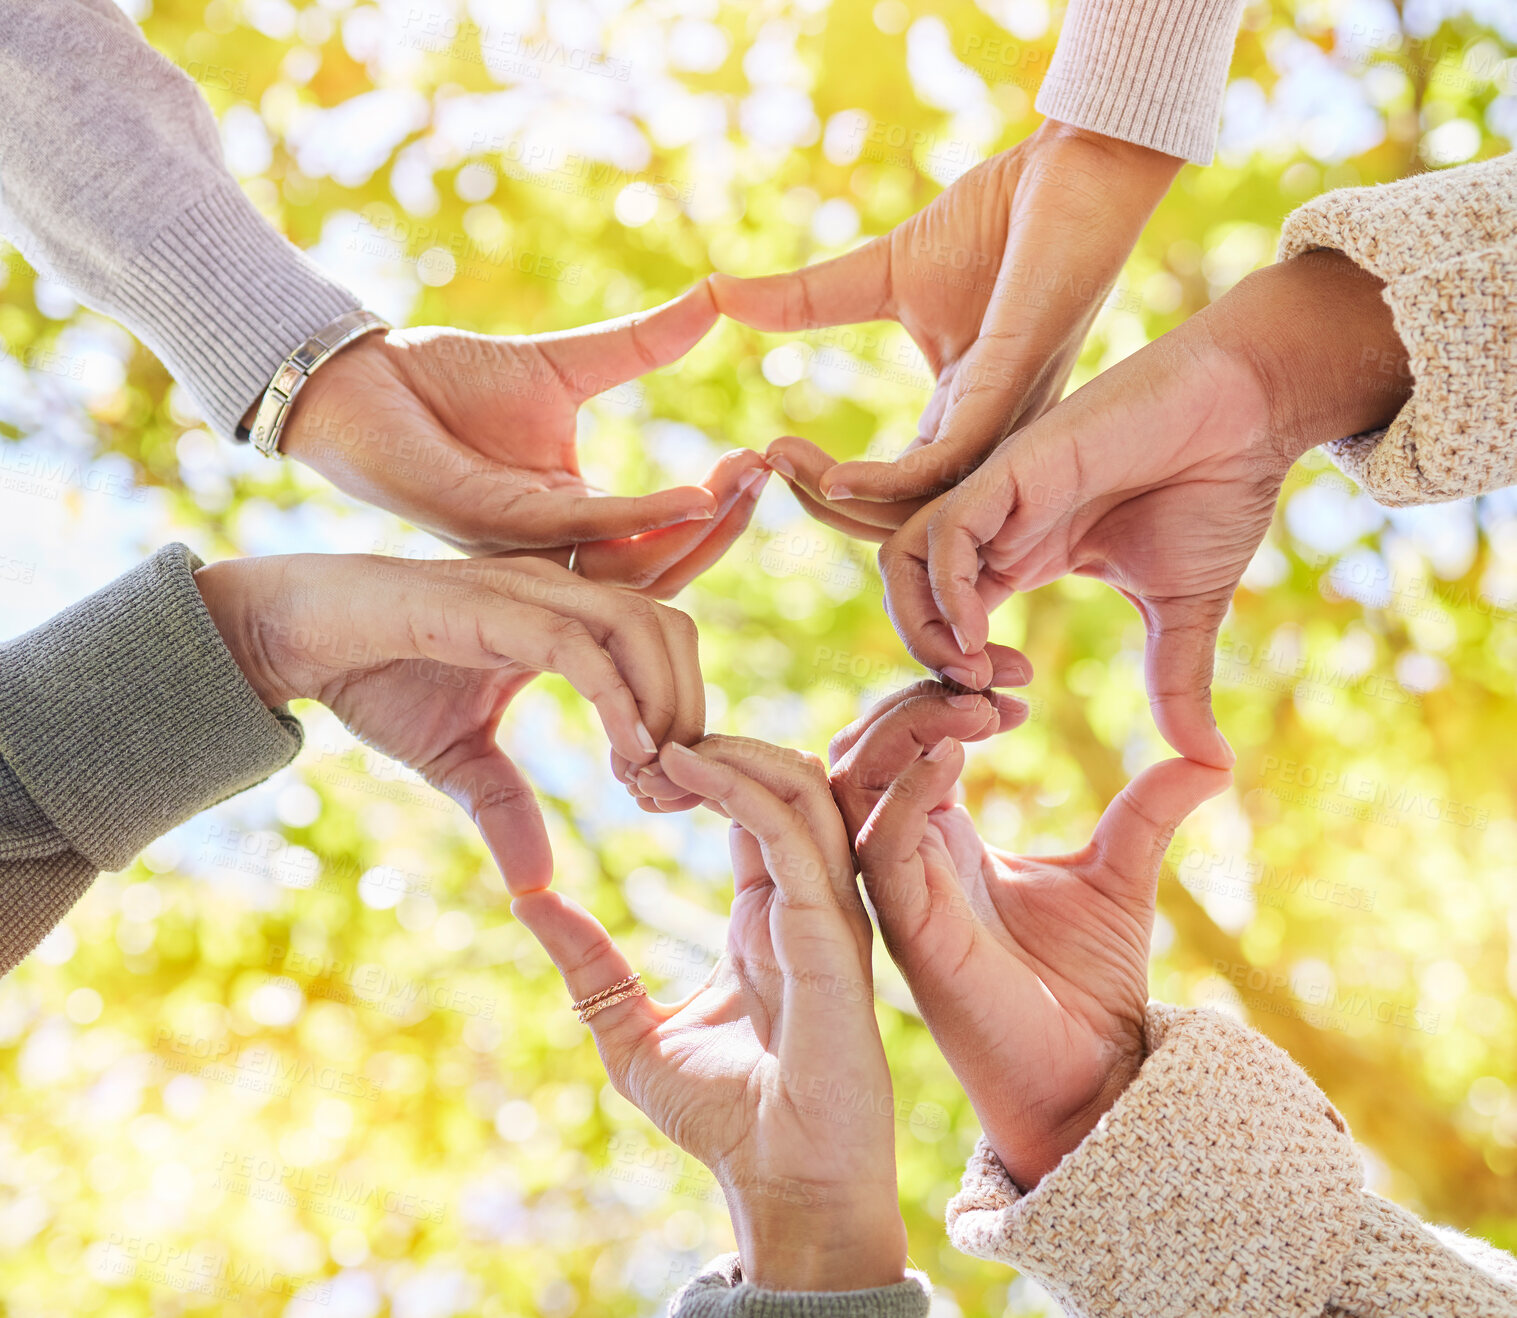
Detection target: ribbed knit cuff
<box><xmin>0</xmin><ymin>544</ymin><xmax>302</xmax><ymax>872</ymax></box>
<box><xmin>670</xmin><ymin>1255</ymin><xmax>931</xmax><ymax>1317</ymax></box>
<box><xmin>1278</xmin><ymin>154</ymin><xmax>1517</xmax><ymax>507</ymax></box>
<box><xmin>107</xmin><ymin>179</ymin><xmax>359</xmax><ymax>440</ymax></box>
<box><xmin>1036</xmin><ymin>0</ymin><xmax>1246</xmax><ymax>165</ymax></box>
<box><xmin>946</xmin><ymin>1005</ymin><xmax>1363</xmax><ymax>1318</ymax></box>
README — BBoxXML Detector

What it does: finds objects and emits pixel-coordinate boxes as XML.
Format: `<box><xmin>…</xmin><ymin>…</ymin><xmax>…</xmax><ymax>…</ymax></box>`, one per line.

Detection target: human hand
<box><xmin>881</xmin><ymin>248</ymin><xmax>1413</xmax><ymax>765</ymax></box>
<box><xmin>711</xmin><ymin>122</ymin><xmax>1182</xmax><ymax>539</ymax></box>
<box><xmin>195</xmin><ymin>553</ymin><xmax>702</xmax><ymax>892</ymax></box>
<box><xmin>280</xmin><ymin>284</ymin><xmax>770</xmax><ymax>597</ymax></box>
<box><xmin>829</xmin><ymin>684</ymin><xmax>1231</xmax><ymax>1189</ymax></box>
<box><xmin>513</xmin><ymin>737</ymin><xmax>907</xmax><ymax>1291</ymax></box>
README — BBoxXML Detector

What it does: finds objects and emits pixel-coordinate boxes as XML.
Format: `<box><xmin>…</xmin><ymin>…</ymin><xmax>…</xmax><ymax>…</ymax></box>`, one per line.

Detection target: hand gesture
<box><xmin>712</xmin><ymin>122</ymin><xmax>1181</xmax><ymax>539</ymax></box>
<box><xmin>829</xmin><ymin>684</ymin><xmax>1230</xmax><ymax>1188</ymax></box>
<box><xmin>513</xmin><ymin>737</ymin><xmax>908</xmax><ymax>1292</ymax></box>
<box><xmin>197</xmin><ymin>553</ymin><xmax>703</xmax><ymax>892</ymax></box>
<box><xmin>282</xmin><ymin>285</ymin><xmax>769</xmax><ymax>597</ymax></box>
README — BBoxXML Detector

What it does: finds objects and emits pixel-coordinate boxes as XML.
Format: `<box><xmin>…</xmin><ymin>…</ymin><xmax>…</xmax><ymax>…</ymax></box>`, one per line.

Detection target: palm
<box><xmin>879</xmin><ymin>803</ymin><xmax>1149</xmax><ymax>1170</ymax></box>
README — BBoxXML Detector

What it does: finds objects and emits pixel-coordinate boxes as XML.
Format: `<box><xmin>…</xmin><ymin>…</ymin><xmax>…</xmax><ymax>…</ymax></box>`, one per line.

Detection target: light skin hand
<box><xmin>513</xmin><ymin>737</ymin><xmax>908</xmax><ymax>1292</ymax></box>
<box><xmin>194</xmin><ymin>553</ymin><xmax>704</xmax><ymax>893</ymax></box>
<box><xmin>881</xmin><ymin>247</ymin><xmax>1414</xmax><ymax>764</ymax></box>
<box><xmin>710</xmin><ymin>120</ymin><xmax>1182</xmax><ymax>537</ymax></box>
<box><xmin>275</xmin><ymin>283</ymin><xmax>770</xmax><ymax>598</ymax></box>
<box><xmin>829</xmin><ymin>684</ymin><xmax>1232</xmax><ymax>1189</ymax></box>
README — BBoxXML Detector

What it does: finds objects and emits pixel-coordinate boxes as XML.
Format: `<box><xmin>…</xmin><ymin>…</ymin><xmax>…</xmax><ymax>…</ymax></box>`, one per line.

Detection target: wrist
<box><xmin>194</xmin><ymin>558</ymin><xmax>300</xmax><ymax>708</ymax></box>
<box><xmin>1034</xmin><ymin>118</ymin><xmax>1184</xmax><ymax>202</ymax></box>
<box><xmin>726</xmin><ymin>1191</ymin><xmax>908</xmax><ymax>1292</ymax></box>
<box><xmin>1201</xmin><ymin>249</ymin><xmax>1412</xmax><ymax>467</ymax></box>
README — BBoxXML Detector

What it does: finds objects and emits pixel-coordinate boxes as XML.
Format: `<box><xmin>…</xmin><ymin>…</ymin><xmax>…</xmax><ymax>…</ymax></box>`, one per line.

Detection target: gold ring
<box><xmin>572</xmin><ymin>972</ymin><xmax>643</xmax><ymax>1022</ymax></box>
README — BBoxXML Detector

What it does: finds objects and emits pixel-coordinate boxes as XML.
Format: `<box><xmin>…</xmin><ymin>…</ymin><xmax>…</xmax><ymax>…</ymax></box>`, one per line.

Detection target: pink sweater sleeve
<box><xmin>947</xmin><ymin>1005</ymin><xmax>1517</xmax><ymax>1317</ymax></box>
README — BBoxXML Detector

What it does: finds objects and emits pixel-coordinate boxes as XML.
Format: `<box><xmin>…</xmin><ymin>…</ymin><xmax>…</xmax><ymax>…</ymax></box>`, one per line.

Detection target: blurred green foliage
<box><xmin>1</xmin><ymin>0</ymin><xmax>1516</xmax><ymax>1314</ymax></box>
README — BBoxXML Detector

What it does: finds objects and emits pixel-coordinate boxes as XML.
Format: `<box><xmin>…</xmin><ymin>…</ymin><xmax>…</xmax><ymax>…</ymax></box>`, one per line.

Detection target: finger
<box><xmin>494</xmin><ymin>485</ymin><xmax>717</xmax><ymax>547</ymax></box>
<box><xmin>671</xmin><ymin>738</ymin><xmax>853</xmax><ymax>895</ymax></box>
<box><xmin>1142</xmin><ymin>593</ymin><xmax>1236</xmax><ymax>769</ymax></box>
<box><xmin>879</xmin><ymin>524</ymin><xmax>1026</xmax><ymax>689</ymax></box>
<box><xmin>830</xmin><ymin>693</ymin><xmax>999</xmax><ymax>833</ymax></box>
<box><xmin>638</xmin><ymin>462</ymin><xmax>770</xmax><ymax>599</ymax></box>
<box><xmin>768</xmin><ymin>437</ymin><xmax>921</xmax><ymax>533</ymax></box>
<box><xmin>828</xmin><ymin>681</ymin><xmax>1027</xmax><ymax>763</ymax></box>
<box><xmin>710</xmin><ymin>239</ymin><xmax>894</xmax><ymax>331</ymax></box>
<box><xmin>575</xmin><ymin>449</ymin><xmax>765</xmax><ymax>591</ymax></box>
<box><xmin>924</xmin><ymin>465</ymin><xmax>1011</xmax><ymax>655</ymax></box>
<box><xmin>781</xmin><ymin>477</ymin><xmax>896</xmax><ymax>544</ymax></box>
<box><xmin>658</xmin><ymin>743</ymin><xmax>852</xmax><ymax>918</ymax></box>
<box><xmin>1086</xmin><ymin>758</ymin><xmax>1233</xmax><ymax>905</ymax></box>
<box><xmin>854</xmin><ymin>739</ymin><xmax>966</xmax><ymax>946</ymax></box>
<box><xmin>535</xmin><ymin>280</ymin><xmax>720</xmax><ymax>396</ymax></box>
<box><xmin>423</xmin><ymin>732</ymin><xmax>553</xmax><ymax>895</ymax></box>
<box><xmin>510</xmin><ymin>891</ymin><xmax>662</xmax><ymax>1065</ymax></box>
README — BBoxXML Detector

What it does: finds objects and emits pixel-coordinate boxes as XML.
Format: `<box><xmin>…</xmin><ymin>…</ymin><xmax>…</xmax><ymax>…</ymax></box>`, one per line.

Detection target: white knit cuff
<box><xmin>1035</xmin><ymin>0</ymin><xmax>1246</xmax><ymax>165</ymax></box>
<box><xmin>106</xmin><ymin>178</ymin><xmax>360</xmax><ymax>440</ymax></box>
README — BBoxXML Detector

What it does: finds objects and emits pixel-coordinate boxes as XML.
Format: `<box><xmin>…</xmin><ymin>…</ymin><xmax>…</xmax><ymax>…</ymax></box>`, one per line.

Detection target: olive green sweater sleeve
<box><xmin>669</xmin><ymin>1255</ymin><xmax>931</xmax><ymax>1317</ymax></box>
<box><xmin>0</xmin><ymin>544</ymin><xmax>301</xmax><ymax>974</ymax></box>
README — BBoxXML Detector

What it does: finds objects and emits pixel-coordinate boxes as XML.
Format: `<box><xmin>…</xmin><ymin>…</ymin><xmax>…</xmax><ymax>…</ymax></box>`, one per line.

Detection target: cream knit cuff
<box><xmin>1035</xmin><ymin>0</ymin><xmax>1246</xmax><ymax>165</ymax></box>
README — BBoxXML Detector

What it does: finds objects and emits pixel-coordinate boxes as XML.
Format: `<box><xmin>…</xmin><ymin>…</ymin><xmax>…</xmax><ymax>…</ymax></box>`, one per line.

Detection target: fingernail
<box><xmin>1219</xmin><ymin>732</ymin><xmax>1237</xmax><ymax>767</ymax></box>
<box><xmin>824</xmin><ymin>484</ymin><xmax>853</xmax><ymax>501</ymax></box>
<box><xmin>635</xmin><ymin>722</ymin><xmax>659</xmax><ymax>757</ymax></box>
<box><xmin>767</xmin><ymin>455</ymin><xmax>796</xmax><ymax>480</ymax></box>
<box><xmin>926</xmin><ymin>738</ymin><xmax>956</xmax><ymax>762</ymax></box>
<box><xmin>946</xmin><ymin>693</ymin><xmax>983</xmax><ymax>710</ymax></box>
<box><xmin>739</xmin><ymin>467</ymin><xmax>770</xmax><ymax>495</ymax></box>
<box><xmin>950</xmin><ymin>625</ymin><xmax>972</xmax><ymax>654</ymax></box>
<box><xmin>664</xmin><ymin>742</ymin><xmax>699</xmax><ymax>763</ymax></box>
<box><xmin>941</xmin><ymin>666</ymin><xmax>981</xmax><ymax>690</ymax></box>
<box><xmin>683</xmin><ymin>506</ymin><xmax>715</xmax><ymax>521</ymax></box>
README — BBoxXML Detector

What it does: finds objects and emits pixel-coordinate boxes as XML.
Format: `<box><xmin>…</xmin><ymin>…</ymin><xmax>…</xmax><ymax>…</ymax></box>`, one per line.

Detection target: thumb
<box><xmin>1089</xmin><ymin>758</ymin><xmax>1234</xmax><ymax>901</ymax></box>
<box><xmin>1142</xmin><ymin>592</ymin><xmax>1236</xmax><ymax>769</ymax></box>
<box><xmin>423</xmin><ymin>731</ymin><xmax>554</xmax><ymax>895</ymax></box>
<box><xmin>710</xmin><ymin>237</ymin><xmax>893</xmax><ymax>331</ymax></box>
<box><xmin>534</xmin><ymin>281</ymin><xmax>719</xmax><ymax>397</ymax></box>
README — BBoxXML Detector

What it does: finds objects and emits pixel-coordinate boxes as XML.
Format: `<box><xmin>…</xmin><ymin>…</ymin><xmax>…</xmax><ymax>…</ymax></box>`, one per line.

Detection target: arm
<box><xmin>0</xmin><ymin>548</ymin><xmax>710</xmax><ymax>972</ymax></box>
<box><xmin>707</xmin><ymin>0</ymin><xmax>1244</xmax><ymax>526</ymax></box>
<box><xmin>1277</xmin><ymin>151</ymin><xmax>1517</xmax><ymax>506</ymax></box>
<box><xmin>511</xmin><ymin>738</ymin><xmax>931</xmax><ymax>1315</ymax></box>
<box><xmin>0</xmin><ymin>0</ymin><xmax>358</xmax><ymax>440</ymax></box>
<box><xmin>947</xmin><ymin>1004</ymin><xmax>1517</xmax><ymax>1318</ymax></box>
<box><xmin>0</xmin><ymin>1</ymin><xmax>766</xmax><ymax>587</ymax></box>
<box><xmin>0</xmin><ymin>545</ymin><xmax>301</xmax><ymax>975</ymax></box>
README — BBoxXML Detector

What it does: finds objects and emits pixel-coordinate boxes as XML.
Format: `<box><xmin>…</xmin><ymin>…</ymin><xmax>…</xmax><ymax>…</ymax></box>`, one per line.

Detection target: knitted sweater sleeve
<box><xmin>946</xmin><ymin>1004</ymin><xmax>1517</xmax><ymax>1317</ymax></box>
<box><xmin>0</xmin><ymin>0</ymin><xmax>360</xmax><ymax>438</ymax></box>
<box><xmin>1278</xmin><ymin>151</ymin><xmax>1517</xmax><ymax>508</ymax></box>
<box><xmin>1034</xmin><ymin>0</ymin><xmax>1247</xmax><ymax>165</ymax></box>
<box><xmin>668</xmin><ymin>1254</ymin><xmax>931</xmax><ymax>1317</ymax></box>
<box><xmin>0</xmin><ymin>545</ymin><xmax>302</xmax><ymax>974</ymax></box>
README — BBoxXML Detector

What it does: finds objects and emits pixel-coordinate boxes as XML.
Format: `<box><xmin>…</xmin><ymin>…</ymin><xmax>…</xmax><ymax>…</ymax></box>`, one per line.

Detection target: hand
<box><xmin>513</xmin><ymin>738</ymin><xmax>908</xmax><ymax>1292</ymax></box>
<box><xmin>881</xmin><ymin>248</ymin><xmax>1414</xmax><ymax>765</ymax></box>
<box><xmin>711</xmin><ymin>121</ymin><xmax>1182</xmax><ymax>540</ymax></box>
<box><xmin>280</xmin><ymin>284</ymin><xmax>771</xmax><ymax>597</ymax></box>
<box><xmin>195</xmin><ymin>553</ymin><xmax>703</xmax><ymax>892</ymax></box>
<box><xmin>829</xmin><ymin>684</ymin><xmax>1231</xmax><ymax>1189</ymax></box>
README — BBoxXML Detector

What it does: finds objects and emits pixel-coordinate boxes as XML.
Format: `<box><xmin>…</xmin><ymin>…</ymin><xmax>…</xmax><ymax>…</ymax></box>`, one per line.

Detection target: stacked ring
<box><xmin>572</xmin><ymin>972</ymin><xmax>645</xmax><ymax>1023</ymax></box>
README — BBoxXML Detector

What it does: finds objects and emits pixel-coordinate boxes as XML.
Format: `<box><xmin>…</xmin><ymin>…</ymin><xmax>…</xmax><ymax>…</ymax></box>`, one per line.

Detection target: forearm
<box><xmin>948</xmin><ymin>1005</ymin><xmax>1517</xmax><ymax>1317</ymax></box>
<box><xmin>0</xmin><ymin>546</ymin><xmax>301</xmax><ymax>973</ymax></box>
<box><xmin>0</xmin><ymin>0</ymin><xmax>358</xmax><ymax>438</ymax></box>
<box><xmin>722</xmin><ymin>1184</ymin><xmax>909</xmax><ymax>1293</ymax></box>
<box><xmin>669</xmin><ymin>1253</ymin><xmax>931</xmax><ymax>1318</ymax></box>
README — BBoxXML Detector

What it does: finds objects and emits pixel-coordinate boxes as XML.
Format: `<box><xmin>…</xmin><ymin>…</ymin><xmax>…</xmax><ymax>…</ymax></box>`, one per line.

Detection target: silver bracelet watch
<box><xmin>238</xmin><ymin>308</ymin><xmax>390</xmax><ymax>457</ymax></box>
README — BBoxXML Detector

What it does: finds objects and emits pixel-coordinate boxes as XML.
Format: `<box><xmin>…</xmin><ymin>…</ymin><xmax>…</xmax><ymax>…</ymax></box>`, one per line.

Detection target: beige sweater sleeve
<box><xmin>1035</xmin><ymin>0</ymin><xmax>1246</xmax><ymax>164</ymax></box>
<box><xmin>946</xmin><ymin>1005</ymin><xmax>1517</xmax><ymax>1317</ymax></box>
<box><xmin>1278</xmin><ymin>152</ymin><xmax>1517</xmax><ymax>508</ymax></box>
